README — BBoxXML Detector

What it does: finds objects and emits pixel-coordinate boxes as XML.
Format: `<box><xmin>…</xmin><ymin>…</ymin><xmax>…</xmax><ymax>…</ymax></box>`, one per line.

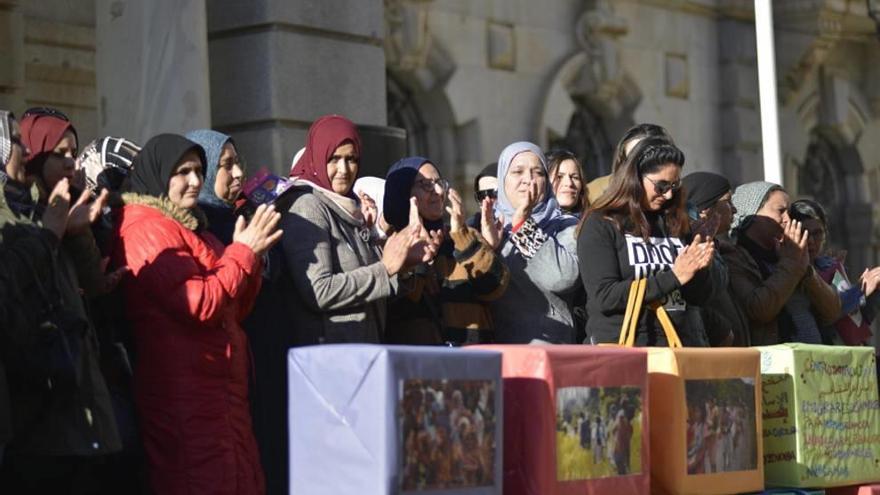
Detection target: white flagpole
<box><xmin>754</xmin><ymin>0</ymin><xmax>783</xmax><ymax>185</ymax></box>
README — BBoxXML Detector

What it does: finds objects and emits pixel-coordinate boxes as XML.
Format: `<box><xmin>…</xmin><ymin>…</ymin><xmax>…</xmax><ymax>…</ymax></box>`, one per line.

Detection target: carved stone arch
<box><xmin>384</xmin><ymin>0</ymin><xmax>461</xmax><ymax>174</ymax></box>
<box><xmin>538</xmin><ymin>2</ymin><xmax>641</xmax><ymax>180</ymax></box>
<box><xmin>782</xmin><ymin>63</ymin><xmax>880</xmax><ymax>273</ymax></box>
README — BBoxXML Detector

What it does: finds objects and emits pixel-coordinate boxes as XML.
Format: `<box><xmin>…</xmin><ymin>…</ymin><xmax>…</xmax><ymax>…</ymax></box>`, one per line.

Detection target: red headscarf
<box><xmin>20</xmin><ymin>113</ymin><xmax>76</xmax><ymax>163</ymax></box>
<box><xmin>289</xmin><ymin>115</ymin><xmax>361</xmax><ymax>193</ymax></box>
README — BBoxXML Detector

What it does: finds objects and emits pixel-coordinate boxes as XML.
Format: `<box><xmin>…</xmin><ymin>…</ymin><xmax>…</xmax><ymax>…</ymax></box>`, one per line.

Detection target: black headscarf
<box><xmin>129</xmin><ymin>134</ymin><xmax>206</xmax><ymax>198</ymax></box>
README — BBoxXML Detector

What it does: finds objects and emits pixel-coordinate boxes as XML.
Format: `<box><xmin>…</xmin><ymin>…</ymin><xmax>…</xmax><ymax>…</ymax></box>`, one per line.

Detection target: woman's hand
<box><xmin>861</xmin><ymin>266</ymin><xmax>880</xmax><ymax>297</ymax></box>
<box><xmin>480</xmin><ymin>197</ymin><xmax>504</xmax><ymax>250</ymax></box>
<box><xmin>42</xmin><ymin>178</ymin><xmax>72</xmax><ymax>240</ymax></box>
<box><xmin>382</xmin><ymin>197</ymin><xmax>442</xmax><ymax>275</ymax></box>
<box><xmin>445</xmin><ymin>188</ymin><xmax>466</xmax><ymax>234</ymax></box>
<box><xmin>359</xmin><ymin>191</ymin><xmax>378</xmax><ymax>229</ymax></box>
<box><xmin>511</xmin><ymin>180</ymin><xmax>540</xmax><ymax>227</ymax></box>
<box><xmin>777</xmin><ymin>219</ymin><xmax>809</xmax><ymax>269</ymax></box>
<box><xmin>233</xmin><ymin>204</ymin><xmax>283</xmax><ymax>256</ymax></box>
<box><xmin>66</xmin><ymin>188</ymin><xmax>109</xmax><ymax>235</ymax></box>
<box><xmin>671</xmin><ymin>234</ymin><xmax>714</xmax><ymax>285</ymax></box>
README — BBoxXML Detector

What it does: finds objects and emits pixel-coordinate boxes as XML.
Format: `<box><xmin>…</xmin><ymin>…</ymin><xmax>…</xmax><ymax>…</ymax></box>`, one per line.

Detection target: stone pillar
<box><xmin>205</xmin><ymin>0</ymin><xmax>401</xmax><ymax>177</ymax></box>
<box><xmin>0</xmin><ymin>1</ymin><xmax>25</xmax><ymax>113</ymax></box>
<box><xmin>718</xmin><ymin>17</ymin><xmax>762</xmax><ymax>186</ymax></box>
<box><xmin>95</xmin><ymin>0</ymin><xmax>212</xmax><ymax>142</ymax></box>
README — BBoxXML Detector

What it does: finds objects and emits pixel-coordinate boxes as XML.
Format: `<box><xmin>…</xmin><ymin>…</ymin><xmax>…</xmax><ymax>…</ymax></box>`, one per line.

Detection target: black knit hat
<box><xmin>683</xmin><ymin>171</ymin><xmax>731</xmax><ymax>213</ymax></box>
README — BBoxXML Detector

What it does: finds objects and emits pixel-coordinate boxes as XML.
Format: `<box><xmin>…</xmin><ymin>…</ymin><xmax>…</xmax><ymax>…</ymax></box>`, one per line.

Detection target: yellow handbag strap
<box><xmin>618</xmin><ymin>277</ymin><xmax>683</xmax><ymax>348</ymax></box>
<box><xmin>651</xmin><ymin>302</ymin><xmax>683</xmax><ymax>348</ymax></box>
<box><xmin>618</xmin><ymin>278</ymin><xmax>646</xmax><ymax>346</ymax></box>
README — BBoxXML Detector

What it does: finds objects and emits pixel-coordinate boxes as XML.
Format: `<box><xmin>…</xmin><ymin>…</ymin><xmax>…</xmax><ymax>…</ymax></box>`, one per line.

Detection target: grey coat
<box><xmin>246</xmin><ymin>184</ymin><xmax>395</xmax><ymax>495</ymax></box>
<box><xmin>280</xmin><ymin>185</ymin><xmax>393</xmax><ymax>344</ymax></box>
<box><xmin>490</xmin><ymin>216</ymin><xmax>581</xmax><ymax>343</ymax></box>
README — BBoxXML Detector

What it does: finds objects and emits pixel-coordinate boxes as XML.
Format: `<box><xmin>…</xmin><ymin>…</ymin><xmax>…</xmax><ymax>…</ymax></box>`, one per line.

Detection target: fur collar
<box><xmin>121</xmin><ymin>192</ymin><xmax>208</xmax><ymax>231</ymax></box>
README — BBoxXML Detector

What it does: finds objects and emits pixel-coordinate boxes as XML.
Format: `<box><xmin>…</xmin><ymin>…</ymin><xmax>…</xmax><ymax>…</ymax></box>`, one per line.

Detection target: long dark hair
<box><xmin>546</xmin><ymin>149</ymin><xmax>590</xmax><ymax>214</ymax></box>
<box><xmin>581</xmin><ymin>137</ymin><xmax>689</xmax><ymax>241</ymax></box>
<box><xmin>610</xmin><ymin>123</ymin><xmax>673</xmax><ymax>174</ymax></box>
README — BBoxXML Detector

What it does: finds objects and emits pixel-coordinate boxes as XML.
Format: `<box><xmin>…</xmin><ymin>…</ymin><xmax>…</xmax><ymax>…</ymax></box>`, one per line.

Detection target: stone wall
<box><xmin>205</xmin><ymin>0</ymin><xmax>396</xmax><ymax>177</ymax></box>
<box><xmin>0</xmin><ymin>0</ymin><xmax>98</xmax><ymax>144</ymax></box>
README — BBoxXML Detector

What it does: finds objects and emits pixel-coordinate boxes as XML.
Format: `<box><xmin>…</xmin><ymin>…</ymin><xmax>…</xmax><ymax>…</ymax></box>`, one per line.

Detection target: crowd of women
<box><xmin>0</xmin><ymin>108</ymin><xmax>877</xmax><ymax>494</ymax></box>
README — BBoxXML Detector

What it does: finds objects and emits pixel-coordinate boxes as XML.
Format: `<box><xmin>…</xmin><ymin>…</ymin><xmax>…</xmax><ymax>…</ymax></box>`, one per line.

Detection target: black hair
<box><xmin>789</xmin><ymin>198</ymin><xmax>827</xmax><ymax>227</ymax></box>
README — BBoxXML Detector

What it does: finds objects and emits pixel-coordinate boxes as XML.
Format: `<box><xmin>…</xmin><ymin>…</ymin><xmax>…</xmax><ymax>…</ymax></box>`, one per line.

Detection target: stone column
<box><xmin>205</xmin><ymin>0</ymin><xmax>402</xmax><ymax>177</ymax></box>
<box><xmin>0</xmin><ymin>1</ymin><xmax>25</xmax><ymax>113</ymax></box>
<box><xmin>95</xmin><ymin>0</ymin><xmax>212</xmax><ymax>142</ymax></box>
<box><xmin>718</xmin><ymin>16</ymin><xmax>761</xmax><ymax>186</ymax></box>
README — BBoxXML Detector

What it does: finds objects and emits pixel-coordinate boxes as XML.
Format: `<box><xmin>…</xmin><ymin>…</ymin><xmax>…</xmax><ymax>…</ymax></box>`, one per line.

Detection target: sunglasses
<box><xmin>22</xmin><ymin>106</ymin><xmax>70</xmax><ymax>122</ymax></box>
<box><xmin>644</xmin><ymin>176</ymin><xmax>681</xmax><ymax>196</ymax></box>
<box><xmin>414</xmin><ymin>177</ymin><xmax>449</xmax><ymax>193</ymax></box>
<box><xmin>475</xmin><ymin>188</ymin><xmax>497</xmax><ymax>202</ymax></box>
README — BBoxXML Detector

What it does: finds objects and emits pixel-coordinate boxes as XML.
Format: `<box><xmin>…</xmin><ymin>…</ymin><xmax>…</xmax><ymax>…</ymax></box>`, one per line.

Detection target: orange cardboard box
<box><xmin>647</xmin><ymin>347</ymin><xmax>764</xmax><ymax>495</ymax></box>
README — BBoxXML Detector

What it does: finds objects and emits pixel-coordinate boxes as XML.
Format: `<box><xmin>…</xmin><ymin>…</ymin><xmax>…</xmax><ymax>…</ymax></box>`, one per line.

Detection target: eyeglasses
<box><xmin>644</xmin><ymin>176</ymin><xmax>681</xmax><ymax>196</ymax></box>
<box><xmin>22</xmin><ymin>107</ymin><xmax>70</xmax><ymax>122</ymax></box>
<box><xmin>414</xmin><ymin>177</ymin><xmax>448</xmax><ymax>193</ymax></box>
<box><xmin>475</xmin><ymin>188</ymin><xmax>497</xmax><ymax>202</ymax></box>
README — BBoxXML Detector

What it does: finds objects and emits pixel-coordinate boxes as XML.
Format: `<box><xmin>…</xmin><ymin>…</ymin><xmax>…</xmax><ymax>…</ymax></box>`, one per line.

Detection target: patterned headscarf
<box><xmin>730</xmin><ymin>181</ymin><xmax>784</xmax><ymax>235</ymax></box>
<box><xmin>76</xmin><ymin>136</ymin><xmax>142</xmax><ymax>192</ymax></box>
<box><xmin>0</xmin><ymin>110</ymin><xmax>11</xmax><ymax>167</ymax></box>
<box><xmin>290</xmin><ymin>115</ymin><xmax>361</xmax><ymax>196</ymax></box>
<box><xmin>494</xmin><ymin>141</ymin><xmax>562</xmax><ymax>230</ymax></box>
<box><xmin>185</xmin><ymin>129</ymin><xmax>236</xmax><ymax>208</ymax></box>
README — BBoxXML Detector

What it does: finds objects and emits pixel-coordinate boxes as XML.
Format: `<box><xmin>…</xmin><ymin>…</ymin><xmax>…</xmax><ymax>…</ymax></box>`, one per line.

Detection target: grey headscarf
<box><xmin>494</xmin><ymin>141</ymin><xmax>563</xmax><ymax>230</ymax></box>
<box><xmin>185</xmin><ymin>129</ymin><xmax>236</xmax><ymax>208</ymax></box>
<box><xmin>730</xmin><ymin>180</ymin><xmax>783</xmax><ymax>235</ymax></box>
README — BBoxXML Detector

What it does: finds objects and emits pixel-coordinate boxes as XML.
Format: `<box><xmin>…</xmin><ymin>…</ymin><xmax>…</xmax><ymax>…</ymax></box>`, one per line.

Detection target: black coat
<box><xmin>0</xmin><ymin>181</ymin><xmax>121</xmax><ymax>457</ymax></box>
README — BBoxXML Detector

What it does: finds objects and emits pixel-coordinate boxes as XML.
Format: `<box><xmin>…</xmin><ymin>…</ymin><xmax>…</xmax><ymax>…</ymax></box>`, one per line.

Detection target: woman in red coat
<box><xmin>112</xmin><ymin>134</ymin><xmax>281</xmax><ymax>495</ymax></box>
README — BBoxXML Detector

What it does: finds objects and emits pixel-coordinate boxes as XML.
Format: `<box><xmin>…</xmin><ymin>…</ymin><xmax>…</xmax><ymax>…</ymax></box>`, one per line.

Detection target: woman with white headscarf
<box><xmin>486</xmin><ymin>141</ymin><xmax>580</xmax><ymax>343</ymax></box>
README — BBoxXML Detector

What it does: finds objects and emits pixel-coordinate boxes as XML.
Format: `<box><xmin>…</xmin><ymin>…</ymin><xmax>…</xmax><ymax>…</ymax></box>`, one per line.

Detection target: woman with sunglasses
<box><xmin>382</xmin><ymin>156</ymin><xmax>509</xmax><ymax>345</ymax></box>
<box><xmin>467</xmin><ymin>162</ymin><xmax>498</xmax><ymax>229</ymax></box>
<box><xmin>577</xmin><ymin>137</ymin><xmax>716</xmax><ymax>346</ymax></box>
<box><xmin>485</xmin><ymin>141</ymin><xmax>581</xmax><ymax>343</ymax></box>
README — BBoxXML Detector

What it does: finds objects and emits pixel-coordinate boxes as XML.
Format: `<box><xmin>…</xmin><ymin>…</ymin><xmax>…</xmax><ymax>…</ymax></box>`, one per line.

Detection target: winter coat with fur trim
<box><xmin>111</xmin><ymin>193</ymin><xmax>264</xmax><ymax>495</ymax></box>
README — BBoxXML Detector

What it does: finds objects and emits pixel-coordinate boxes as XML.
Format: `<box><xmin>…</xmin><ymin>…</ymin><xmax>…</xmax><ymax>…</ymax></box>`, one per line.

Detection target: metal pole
<box><xmin>754</xmin><ymin>0</ymin><xmax>783</xmax><ymax>185</ymax></box>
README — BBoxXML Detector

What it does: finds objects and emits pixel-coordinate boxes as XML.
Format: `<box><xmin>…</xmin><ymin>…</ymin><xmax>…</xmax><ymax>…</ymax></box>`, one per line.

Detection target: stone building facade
<box><xmin>2</xmin><ymin>0</ymin><xmax>880</xmax><ymax>309</ymax></box>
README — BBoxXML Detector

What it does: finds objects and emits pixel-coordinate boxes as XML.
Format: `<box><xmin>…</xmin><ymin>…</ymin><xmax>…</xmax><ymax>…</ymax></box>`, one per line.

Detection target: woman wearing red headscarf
<box><xmin>245</xmin><ymin>115</ymin><xmax>433</xmax><ymax>495</ymax></box>
<box><xmin>20</xmin><ymin>108</ymin><xmax>80</xmax><ymax>199</ymax></box>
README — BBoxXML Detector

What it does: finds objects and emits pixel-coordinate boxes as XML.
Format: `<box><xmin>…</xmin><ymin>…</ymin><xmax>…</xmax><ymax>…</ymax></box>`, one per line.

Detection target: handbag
<box><xmin>616</xmin><ymin>277</ymin><xmax>683</xmax><ymax>347</ymax></box>
<box><xmin>19</xmin><ymin>250</ymin><xmax>87</xmax><ymax>390</ymax></box>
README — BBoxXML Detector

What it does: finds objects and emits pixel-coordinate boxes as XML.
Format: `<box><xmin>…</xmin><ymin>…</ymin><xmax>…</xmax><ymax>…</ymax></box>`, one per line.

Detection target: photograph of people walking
<box><xmin>555</xmin><ymin>386</ymin><xmax>643</xmax><ymax>480</ymax></box>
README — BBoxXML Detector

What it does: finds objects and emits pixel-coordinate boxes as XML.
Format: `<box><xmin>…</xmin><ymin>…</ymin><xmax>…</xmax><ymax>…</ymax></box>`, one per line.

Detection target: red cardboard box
<box><xmin>478</xmin><ymin>345</ymin><xmax>649</xmax><ymax>495</ymax></box>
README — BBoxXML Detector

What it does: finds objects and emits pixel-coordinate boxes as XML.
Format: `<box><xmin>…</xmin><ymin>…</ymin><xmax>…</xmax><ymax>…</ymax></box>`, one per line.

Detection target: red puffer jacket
<box><xmin>112</xmin><ymin>194</ymin><xmax>264</xmax><ymax>495</ymax></box>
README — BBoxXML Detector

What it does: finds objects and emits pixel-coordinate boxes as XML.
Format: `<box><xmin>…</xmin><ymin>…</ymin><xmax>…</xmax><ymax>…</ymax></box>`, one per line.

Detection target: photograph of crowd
<box><xmin>555</xmin><ymin>386</ymin><xmax>643</xmax><ymax>481</ymax></box>
<box><xmin>398</xmin><ymin>379</ymin><xmax>497</xmax><ymax>491</ymax></box>
<box><xmin>685</xmin><ymin>378</ymin><xmax>758</xmax><ymax>475</ymax></box>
